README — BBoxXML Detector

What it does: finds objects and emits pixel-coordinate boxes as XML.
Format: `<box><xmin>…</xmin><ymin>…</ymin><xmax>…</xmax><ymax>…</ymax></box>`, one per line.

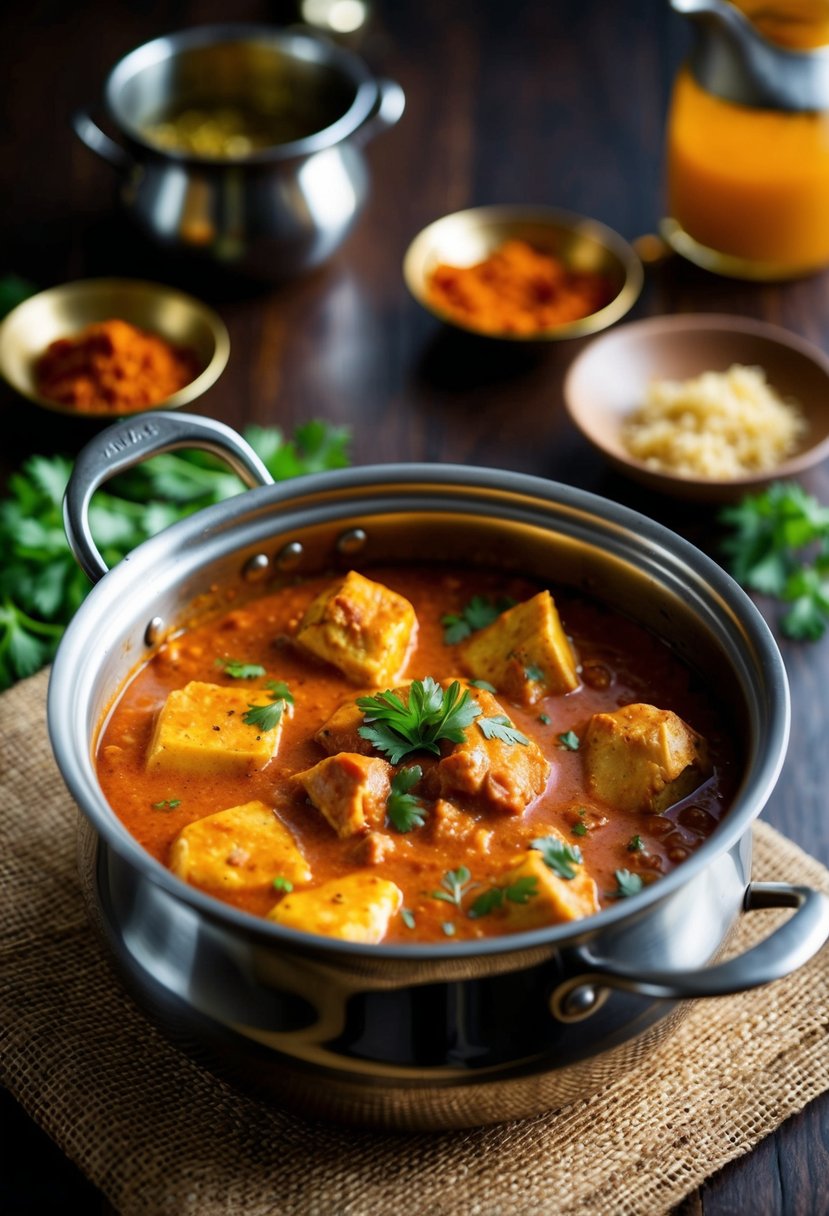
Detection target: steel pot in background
<box><xmin>49</xmin><ymin>412</ymin><xmax>829</xmax><ymax>1129</ymax></box>
<box><xmin>73</xmin><ymin>25</ymin><xmax>405</xmax><ymax>279</ymax></box>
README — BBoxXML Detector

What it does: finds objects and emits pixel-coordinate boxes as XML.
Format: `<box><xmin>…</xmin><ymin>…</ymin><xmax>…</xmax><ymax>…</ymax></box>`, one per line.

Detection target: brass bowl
<box><xmin>563</xmin><ymin>313</ymin><xmax>829</xmax><ymax>502</ymax></box>
<box><xmin>403</xmin><ymin>204</ymin><xmax>644</xmax><ymax>341</ymax></box>
<box><xmin>0</xmin><ymin>277</ymin><xmax>230</xmax><ymax>417</ymax></box>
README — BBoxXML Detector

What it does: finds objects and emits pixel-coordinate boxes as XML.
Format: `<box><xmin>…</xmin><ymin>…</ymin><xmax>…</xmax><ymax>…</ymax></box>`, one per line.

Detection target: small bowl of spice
<box><xmin>563</xmin><ymin>314</ymin><xmax>829</xmax><ymax>500</ymax></box>
<box><xmin>0</xmin><ymin>278</ymin><xmax>229</xmax><ymax>416</ymax></box>
<box><xmin>403</xmin><ymin>204</ymin><xmax>643</xmax><ymax>340</ymax></box>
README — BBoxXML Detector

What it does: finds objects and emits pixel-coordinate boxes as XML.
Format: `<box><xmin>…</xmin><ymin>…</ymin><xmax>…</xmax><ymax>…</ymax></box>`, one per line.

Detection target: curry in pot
<box><xmin>96</xmin><ymin>565</ymin><xmax>737</xmax><ymax>944</ymax></box>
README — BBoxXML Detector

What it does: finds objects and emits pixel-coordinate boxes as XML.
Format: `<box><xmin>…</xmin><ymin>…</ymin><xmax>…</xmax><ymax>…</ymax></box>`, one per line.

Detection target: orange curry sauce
<box><xmin>96</xmin><ymin>566</ymin><xmax>739</xmax><ymax>943</ymax></box>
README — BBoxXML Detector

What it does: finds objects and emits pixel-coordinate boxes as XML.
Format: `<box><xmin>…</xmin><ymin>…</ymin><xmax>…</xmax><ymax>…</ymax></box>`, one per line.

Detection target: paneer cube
<box><xmin>583</xmin><ymin>702</ymin><xmax>709</xmax><ymax>814</ymax></box>
<box><xmin>296</xmin><ymin>571</ymin><xmax>417</xmax><ymax>686</ymax></box>
<box><xmin>295</xmin><ymin>752</ymin><xmax>393</xmax><ymax>838</ymax></box>
<box><xmin>430</xmin><ymin>687</ymin><xmax>550</xmax><ymax>815</ymax></box>
<box><xmin>268</xmin><ymin>873</ymin><xmax>403</xmax><ymax>943</ymax></box>
<box><xmin>499</xmin><ymin>838</ymin><xmax>600</xmax><ymax>929</ymax></box>
<box><xmin>147</xmin><ymin>681</ymin><xmax>290</xmax><ymax>774</ymax></box>
<box><xmin>169</xmin><ymin>800</ymin><xmax>311</xmax><ymax>892</ymax></box>
<box><xmin>460</xmin><ymin>591</ymin><xmax>579</xmax><ymax>706</ymax></box>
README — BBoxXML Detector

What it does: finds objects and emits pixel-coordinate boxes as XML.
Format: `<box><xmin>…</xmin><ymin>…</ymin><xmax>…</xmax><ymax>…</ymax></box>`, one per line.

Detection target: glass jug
<box><xmin>663</xmin><ymin>0</ymin><xmax>829</xmax><ymax>278</ymax></box>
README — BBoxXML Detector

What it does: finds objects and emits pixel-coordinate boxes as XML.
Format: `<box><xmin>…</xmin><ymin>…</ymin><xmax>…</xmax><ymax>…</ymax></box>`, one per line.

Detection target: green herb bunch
<box><xmin>0</xmin><ymin>421</ymin><xmax>350</xmax><ymax>689</ymax></box>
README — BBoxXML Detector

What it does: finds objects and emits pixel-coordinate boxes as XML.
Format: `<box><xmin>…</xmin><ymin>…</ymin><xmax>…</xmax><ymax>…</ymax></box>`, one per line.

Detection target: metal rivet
<box><xmin>276</xmin><ymin>541</ymin><xmax>304</xmax><ymax>571</ymax></box>
<box><xmin>337</xmin><ymin>528</ymin><xmax>367</xmax><ymax>555</ymax></box>
<box><xmin>145</xmin><ymin>616</ymin><xmax>164</xmax><ymax>646</ymax></box>
<box><xmin>243</xmin><ymin>553</ymin><xmax>269</xmax><ymax>582</ymax></box>
<box><xmin>549</xmin><ymin>982</ymin><xmax>608</xmax><ymax>1023</ymax></box>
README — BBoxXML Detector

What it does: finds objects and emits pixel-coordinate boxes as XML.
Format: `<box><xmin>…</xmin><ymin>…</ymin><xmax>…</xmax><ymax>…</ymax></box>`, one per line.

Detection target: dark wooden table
<box><xmin>1</xmin><ymin>1</ymin><xmax>827</xmax><ymax>1212</ymax></box>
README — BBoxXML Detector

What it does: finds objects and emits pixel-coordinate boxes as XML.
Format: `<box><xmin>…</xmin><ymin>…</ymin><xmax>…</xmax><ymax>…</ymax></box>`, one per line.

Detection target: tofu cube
<box><xmin>169</xmin><ymin>800</ymin><xmax>311</xmax><ymax>892</ymax></box>
<box><xmin>460</xmin><ymin>591</ymin><xmax>579</xmax><ymax>706</ymax></box>
<box><xmin>296</xmin><ymin>571</ymin><xmax>417</xmax><ymax>686</ymax></box>
<box><xmin>431</xmin><ymin>687</ymin><xmax>550</xmax><ymax>814</ymax></box>
<box><xmin>499</xmin><ymin>840</ymin><xmax>600</xmax><ymax>929</ymax></box>
<box><xmin>584</xmin><ymin>702</ymin><xmax>709</xmax><ymax>814</ymax></box>
<box><xmin>147</xmin><ymin>680</ymin><xmax>289</xmax><ymax>774</ymax></box>
<box><xmin>295</xmin><ymin>752</ymin><xmax>393</xmax><ymax>838</ymax></box>
<box><xmin>268</xmin><ymin>873</ymin><xmax>403</xmax><ymax>943</ymax></box>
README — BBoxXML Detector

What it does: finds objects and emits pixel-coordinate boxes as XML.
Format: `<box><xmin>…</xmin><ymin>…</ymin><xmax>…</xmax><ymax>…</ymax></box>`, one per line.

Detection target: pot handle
<box><xmin>354</xmin><ymin>78</ymin><xmax>406</xmax><ymax>144</ymax></box>
<box><xmin>64</xmin><ymin>411</ymin><xmax>274</xmax><ymax>584</ymax></box>
<box><xmin>551</xmin><ymin>881</ymin><xmax>829</xmax><ymax>1020</ymax></box>
<box><xmin>72</xmin><ymin>107</ymin><xmax>132</xmax><ymax>173</ymax></box>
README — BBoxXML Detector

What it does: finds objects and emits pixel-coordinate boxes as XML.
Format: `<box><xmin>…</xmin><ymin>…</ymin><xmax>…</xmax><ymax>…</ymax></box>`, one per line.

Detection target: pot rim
<box><xmin>48</xmin><ymin>463</ymin><xmax>790</xmax><ymax>961</ymax></box>
<box><xmin>105</xmin><ymin>23</ymin><xmax>381</xmax><ymax>164</ymax></box>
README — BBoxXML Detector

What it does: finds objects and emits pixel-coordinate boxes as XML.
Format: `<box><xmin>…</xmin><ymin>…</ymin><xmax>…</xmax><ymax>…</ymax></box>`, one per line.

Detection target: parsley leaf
<box><xmin>215</xmin><ymin>657</ymin><xmax>267</xmax><ymax>679</ymax></box>
<box><xmin>537</xmin><ymin>712</ymin><xmax>551</xmax><ymax>725</ymax></box>
<box><xmin>627</xmin><ymin>834</ymin><xmax>644</xmax><ymax>852</ymax></box>
<box><xmin>531</xmin><ymin>835</ymin><xmax>583</xmax><ymax>880</ymax></box>
<box><xmin>468</xmin><ymin>678</ymin><xmax>497</xmax><ymax>692</ymax></box>
<box><xmin>442</xmin><ymin>921</ymin><xmax>456</xmax><ymax>936</ymax></box>
<box><xmin>571</xmin><ymin>821</ymin><xmax>588</xmax><ymax>837</ymax></box>
<box><xmin>386</xmin><ymin>765</ymin><xmax>426</xmax><ymax>833</ymax></box>
<box><xmin>272</xmin><ymin>876</ymin><xmax>293</xmax><ymax>892</ymax></box>
<box><xmin>477</xmin><ymin>714</ymin><xmax>529</xmax><ymax>746</ymax></box>
<box><xmin>524</xmin><ymin>663</ymin><xmax>545</xmax><ymax>682</ymax></box>
<box><xmin>611</xmin><ymin>869</ymin><xmax>644</xmax><ymax>898</ymax></box>
<box><xmin>430</xmin><ymin>865</ymin><xmax>474</xmax><ymax>908</ymax></box>
<box><xmin>719</xmin><ymin>482</ymin><xmax>829</xmax><ymax>641</ymax></box>
<box><xmin>152</xmin><ymin>798</ymin><xmax>181</xmax><ymax>810</ymax></box>
<box><xmin>243</xmin><ymin>682</ymin><xmax>293</xmax><ymax>730</ymax></box>
<box><xmin>357</xmin><ymin>678</ymin><xmax>481</xmax><ymax>763</ymax></box>
<box><xmin>441</xmin><ymin>595</ymin><xmax>516</xmax><ymax>644</ymax></box>
<box><xmin>468</xmin><ymin>876</ymin><xmax>538</xmax><ymax>918</ymax></box>
<box><xmin>557</xmin><ymin>730</ymin><xmax>580</xmax><ymax>751</ymax></box>
<box><xmin>401</xmin><ymin>908</ymin><xmax>416</xmax><ymax>930</ymax></box>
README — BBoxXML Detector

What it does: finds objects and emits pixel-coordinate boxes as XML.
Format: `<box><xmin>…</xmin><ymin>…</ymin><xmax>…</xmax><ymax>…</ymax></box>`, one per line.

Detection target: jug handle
<box><xmin>355</xmin><ymin>78</ymin><xmax>406</xmax><ymax>144</ymax></box>
<box><xmin>72</xmin><ymin>107</ymin><xmax>132</xmax><ymax>173</ymax></box>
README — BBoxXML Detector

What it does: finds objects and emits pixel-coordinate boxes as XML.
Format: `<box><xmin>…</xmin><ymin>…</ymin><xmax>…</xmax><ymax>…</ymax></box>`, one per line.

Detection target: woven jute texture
<box><xmin>1</xmin><ymin>668</ymin><xmax>828</xmax><ymax>1216</ymax></box>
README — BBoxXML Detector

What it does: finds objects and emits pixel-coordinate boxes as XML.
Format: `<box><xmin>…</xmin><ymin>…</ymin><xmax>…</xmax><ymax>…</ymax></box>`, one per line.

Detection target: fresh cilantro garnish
<box><xmin>477</xmin><ymin>715</ymin><xmax>529</xmax><ymax>746</ymax></box>
<box><xmin>152</xmin><ymin>798</ymin><xmax>181</xmax><ymax>810</ymax></box>
<box><xmin>468</xmin><ymin>876</ymin><xmax>538</xmax><ymax>918</ymax></box>
<box><xmin>537</xmin><ymin>712</ymin><xmax>551</xmax><ymax>725</ymax></box>
<box><xmin>386</xmin><ymin>765</ymin><xmax>426</xmax><ymax>833</ymax></box>
<box><xmin>719</xmin><ymin>482</ymin><xmax>829</xmax><ymax>641</ymax></box>
<box><xmin>401</xmin><ymin>908</ymin><xmax>416</xmax><ymax>930</ymax></box>
<box><xmin>612</xmin><ymin>869</ymin><xmax>644</xmax><ymax>898</ymax></box>
<box><xmin>468</xmin><ymin>678</ymin><xmax>497</xmax><ymax>692</ymax></box>
<box><xmin>524</xmin><ymin>663</ymin><xmax>545</xmax><ymax>682</ymax></box>
<box><xmin>0</xmin><ymin>422</ymin><xmax>350</xmax><ymax>689</ymax></box>
<box><xmin>627</xmin><ymin>835</ymin><xmax>644</xmax><ymax>852</ymax></box>
<box><xmin>243</xmin><ymin>681</ymin><xmax>293</xmax><ymax>730</ymax></box>
<box><xmin>571</xmin><ymin>821</ymin><xmax>588</xmax><ymax>837</ymax></box>
<box><xmin>215</xmin><ymin>657</ymin><xmax>267</xmax><ymax>679</ymax></box>
<box><xmin>430</xmin><ymin>865</ymin><xmax>475</xmax><ymax>908</ymax></box>
<box><xmin>357</xmin><ymin>678</ymin><xmax>480</xmax><ymax>763</ymax></box>
<box><xmin>531</xmin><ymin>836</ymin><xmax>583</xmax><ymax>879</ymax></box>
<box><xmin>442</xmin><ymin>921</ymin><xmax>456</xmax><ymax>936</ymax></box>
<box><xmin>272</xmin><ymin>876</ymin><xmax>293</xmax><ymax>892</ymax></box>
<box><xmin>440</xmin><ymin>595</ymin><xmax>516</xmax><ymax>644</ymax></box>
<box><xmin>557</xmin><ymin>730</ymin><xmax>580</xmax><ymax>751</ymax></box>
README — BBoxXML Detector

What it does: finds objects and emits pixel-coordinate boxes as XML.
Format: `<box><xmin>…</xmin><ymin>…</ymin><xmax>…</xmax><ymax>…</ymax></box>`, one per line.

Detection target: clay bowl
<box><xmin>563</xmin><ymin>314</ymin><xmax>829</xmax><ymax>501</ymax></box>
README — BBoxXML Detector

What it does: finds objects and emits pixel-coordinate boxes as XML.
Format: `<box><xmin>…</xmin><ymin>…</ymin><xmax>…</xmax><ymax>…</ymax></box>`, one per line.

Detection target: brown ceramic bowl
<box><xmin>563</xmin><ymin>314</ymin><xmax>829</xmax><ymax>501</ymax></box>
<box><xmin>0</xmin><ymin>278</ymin><xmax>230</xmax><ymax>417</ymax></box>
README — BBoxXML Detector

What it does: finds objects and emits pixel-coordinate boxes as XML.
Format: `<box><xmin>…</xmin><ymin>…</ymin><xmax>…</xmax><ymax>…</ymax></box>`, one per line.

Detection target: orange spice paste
<box><xmin>425</xmin><ymin>239</ymin><xmax>614</xmax><ymax>335</ymax></box>
<box><xmin>35</xmin><ymin>317</ymin><xmax>199</xmax><ymax>413</ymax></box>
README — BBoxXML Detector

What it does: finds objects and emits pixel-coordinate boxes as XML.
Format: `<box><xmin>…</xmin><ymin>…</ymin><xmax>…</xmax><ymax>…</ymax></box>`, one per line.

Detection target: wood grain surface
<box><xmin>0</xmin><ymin>1</ymin><xmax>827</xmax><ymax>1212</ymax></box>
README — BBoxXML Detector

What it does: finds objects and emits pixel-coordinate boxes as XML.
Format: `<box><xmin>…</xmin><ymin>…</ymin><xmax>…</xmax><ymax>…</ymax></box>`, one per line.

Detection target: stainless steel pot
<box><xmin>49</xmin><ymin>412</ymin><xmax>829</xmax><ymax>1129</ymax></box>
<box><xmin>72</xmin><ymin>25</ymin><xmax>405</xmax><ymax>278</ymax></box>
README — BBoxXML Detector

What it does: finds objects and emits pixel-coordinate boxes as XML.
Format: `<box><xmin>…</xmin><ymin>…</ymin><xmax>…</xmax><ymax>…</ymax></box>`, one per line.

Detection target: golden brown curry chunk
<box><xmin>315</xmin><ymin>692</ymin><xmax>381</xmax><ymax>756</ymax></box>
<box><xmin>295</xmin><ymin>752</ymin><xmax>393</xmax><ymax>838</ymax></box>
<box><xmin>169</xmin><ymin>800</ymin><xmax>311</xmax><ymax>892</ymax></box>
<box><xmin>295</xmin><ymin>571</ymin><xmax>417</xmax><ymax>686</ymax></box>
<box><xmin>147</xmin><ymin>681</ymin><xmax>289</xmax><ymax>774</ymax></box>
<box><xmin>430</xmin><ymin>688</ymin><xmax>550</xmax><ymax>814</ymax></box>
<box><xmin>583</xmin><ymin>702</ymin><xmax>709</xmax><ymax>814</ymax></box>
<box><xmin>268</xmin><ymin>873</ymin><xmax>403</xmax><ymax>942</ymax></box>
<box><xmin>460</xmin><ymin>591</ymin><xmax>579</xmax><ymax>705</ymax></box>
<box><xmin>499</xmin><ymin>839</ymin><xmax>600</xmax><ymax>929</ymax></box>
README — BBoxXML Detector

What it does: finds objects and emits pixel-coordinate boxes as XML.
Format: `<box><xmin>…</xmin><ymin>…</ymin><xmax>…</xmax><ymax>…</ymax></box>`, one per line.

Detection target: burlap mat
<box><xmin>1</xmin><ymin>668</ymin><xmax>828</xmax><ymax>1216</ymax></box>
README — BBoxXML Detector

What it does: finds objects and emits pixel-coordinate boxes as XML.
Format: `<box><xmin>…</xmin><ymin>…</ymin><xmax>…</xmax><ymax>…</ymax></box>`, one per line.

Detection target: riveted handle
<box><xmin>63</xmin><ymin>411</ymin><xmax>274</xmax><ymax>584</ymax></box>
<box><xmin>355</xmin><ymin>77</ymin><xmax>405</xmax><ymax>144</ymax></box>
<box><xmin>552</xmin><ymin>881</ymin><xmax>829</xmax><ymax>1020</ymax></box>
